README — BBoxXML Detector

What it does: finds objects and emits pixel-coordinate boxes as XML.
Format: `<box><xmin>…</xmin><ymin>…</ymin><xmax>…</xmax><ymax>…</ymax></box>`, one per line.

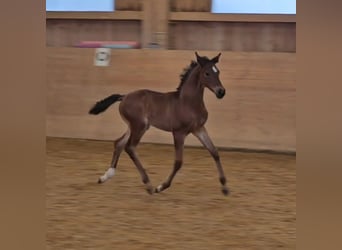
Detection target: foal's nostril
<box><xmin>216</xmin><ymin>88</ymin><xmax>226</xmax><ymax>99</ymax></box>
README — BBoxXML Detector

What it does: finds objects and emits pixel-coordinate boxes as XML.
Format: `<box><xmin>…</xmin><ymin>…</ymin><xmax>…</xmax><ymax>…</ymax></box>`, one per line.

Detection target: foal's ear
<box><xmin>195</xmin><ymin>51</ymin><xmax>207</xmax><ymax>67</ymax></box>
<box><xmin>211</xmin><ymin>53</ymin><xmax>222</xmax><ymax>64</ymax></box>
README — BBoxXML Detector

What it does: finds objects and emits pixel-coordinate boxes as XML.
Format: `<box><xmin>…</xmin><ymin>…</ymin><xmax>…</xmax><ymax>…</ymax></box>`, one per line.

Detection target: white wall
<box><xmin>212</xmin><ymin>0</ymin><xmax>296</xmax><ymax>14</ymax></box>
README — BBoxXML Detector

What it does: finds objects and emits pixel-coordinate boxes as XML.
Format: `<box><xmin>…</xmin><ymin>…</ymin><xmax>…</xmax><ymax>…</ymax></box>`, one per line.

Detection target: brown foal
<box><xmin>89</xmin><ymin>52</ymin><xmax>229</xmax><ymax>196</ymax></box>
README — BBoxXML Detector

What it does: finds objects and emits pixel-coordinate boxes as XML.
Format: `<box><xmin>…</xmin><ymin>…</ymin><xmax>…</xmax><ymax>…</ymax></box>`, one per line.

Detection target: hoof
<box><xmin>146</xmin><ymin>188</ymin><xmax>154</xmax><ymax>195</ymax></box>
<box><xmin>98</xmin><ymin>178</ymin><xmax>102</xmax><ymax>184</ymax></box>
<box><xmin>146</xmin><ymin>186</ymin><xmax>155</xmax><ymax>195</ymax></box>
<box><xmin>222</xmin><ymin>187</ymin><xmax>229</xmax><ymax>196</ymax></box>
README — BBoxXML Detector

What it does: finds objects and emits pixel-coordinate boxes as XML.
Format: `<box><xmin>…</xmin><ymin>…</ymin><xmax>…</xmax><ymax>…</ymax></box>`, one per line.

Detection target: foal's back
<box><xmin>119</xmin><ymin>89</ymin><xmax>181</xmax><ymax>132</ymax></box>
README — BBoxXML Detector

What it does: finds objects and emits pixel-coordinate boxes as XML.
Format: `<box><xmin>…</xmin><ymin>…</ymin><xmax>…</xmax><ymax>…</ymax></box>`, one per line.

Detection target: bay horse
<box><xmin>89</xmin><ymin>52</ymin><xmax>229</xmax><ymax>196</ymax></box>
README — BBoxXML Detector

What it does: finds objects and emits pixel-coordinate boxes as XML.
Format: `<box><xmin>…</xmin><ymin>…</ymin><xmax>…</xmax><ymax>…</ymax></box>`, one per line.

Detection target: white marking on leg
<box><xmin>156</xmin><ymin>184</ymin><xmax>163</xmax><ymax>192</ymax></box>
<box><xmin>99</xmin><ymin>168</ymin><xmax>115</xmax><ymax>183</ymax></box>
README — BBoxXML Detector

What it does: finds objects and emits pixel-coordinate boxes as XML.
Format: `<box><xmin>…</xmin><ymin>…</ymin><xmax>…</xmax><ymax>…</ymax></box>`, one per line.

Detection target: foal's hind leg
<box><xmin>98</xmin><ymin>130</ymin><xmax>130</xmax><ymax>183</ymax></box>
<box><xmin>193</xmin><ymin>126</ymin><xmax>229</xmax><ymax>196</ymax></box>
<box><xmin>155</xmin><ymin>132</ymin><xmax>186</xmax><ymax>193</ymax></box>
<box><xmin>125</xmin><ymin>123</ymin><xmax>154</xmax><ymax>194</ymax></box>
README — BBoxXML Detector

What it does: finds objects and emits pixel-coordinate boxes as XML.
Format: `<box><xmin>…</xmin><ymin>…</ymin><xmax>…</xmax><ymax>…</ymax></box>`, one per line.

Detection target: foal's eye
<box><xmin>205</xmin><ymin>72</ymin><xmax>210</xmax><ymax>77</ymax></box>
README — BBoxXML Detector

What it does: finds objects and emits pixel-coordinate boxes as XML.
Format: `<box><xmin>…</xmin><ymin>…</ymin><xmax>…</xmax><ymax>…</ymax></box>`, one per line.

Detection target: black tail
<box><xmin>88</xmin><ymin>94</ymin><xmax>124</xmax><ymax>115</ymax></box>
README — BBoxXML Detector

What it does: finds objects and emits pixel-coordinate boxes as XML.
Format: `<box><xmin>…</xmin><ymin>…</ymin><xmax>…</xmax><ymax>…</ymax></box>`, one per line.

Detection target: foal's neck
<box><xmin>179</xmin><ymin>66</ymin><xmax>204</xmax><ymax>102</ymax></box>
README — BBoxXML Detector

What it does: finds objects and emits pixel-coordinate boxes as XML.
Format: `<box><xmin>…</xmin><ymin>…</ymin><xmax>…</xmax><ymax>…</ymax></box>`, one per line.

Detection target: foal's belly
<box><xmin>148</xmin><ymin>111</ymin><xmax>208</xmax><ymax>133</ymax></box>
<box><xmin>148</xmin><ymin>113</ymin><xmax>174</xmax><ymax>132</ymax></box>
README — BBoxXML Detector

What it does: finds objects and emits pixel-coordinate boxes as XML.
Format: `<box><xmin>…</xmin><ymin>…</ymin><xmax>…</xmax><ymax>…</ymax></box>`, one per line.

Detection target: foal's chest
<box><xmin>180</xmin><ymin>105</ymin><xmax>208</xmax><ymax>129</ymax></box>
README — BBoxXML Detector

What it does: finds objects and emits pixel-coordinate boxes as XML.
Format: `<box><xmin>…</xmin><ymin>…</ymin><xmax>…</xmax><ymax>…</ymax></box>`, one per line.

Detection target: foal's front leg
<box><xmin>155</xmin><ymin>132</ymin><xmax>186</xmax><ymax>193</ymax></box>
<box><xmin>193</xmin><ymin>126</ymin><xmax>229</xmax><ymax>196</ymax></box>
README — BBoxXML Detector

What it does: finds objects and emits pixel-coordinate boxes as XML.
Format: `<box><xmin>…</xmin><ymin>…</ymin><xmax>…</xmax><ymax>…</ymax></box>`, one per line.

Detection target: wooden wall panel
<box><xmin>170</xmin><ymin>0</ymin><xmax>211</xmax><ymax>12</ymax></box>
<box><xmin>169</xmin><ymin>21</ymin><xmax>296</xmax><ymax>52</ymax></box>
<box><xmin>141</xmin><ymin>0</ymin><xmax>169</xmax><ymax>48</ymax></box>
<box><xmin>115</xmin><ymin>0</ymin><xmax>143</xmax><ymax>11</ymax></box>
<box><xmin>46</xmin><ymin>19</ymin><xmax>296</xmax><ymax>52</ymax></box>
<box><xmin>46</xmin><ymin>20</ymin><xmax>141</xmax><ymax>47</ymax></box>
<box><xmin>47</xmin><ymin>48</ymin><xmax>295</xmax><ymax>152</ymax></box>
<box><xmin>46</xmin><ymin>12</ymin><xmax>295</xmax><ymax>52</ymax></box>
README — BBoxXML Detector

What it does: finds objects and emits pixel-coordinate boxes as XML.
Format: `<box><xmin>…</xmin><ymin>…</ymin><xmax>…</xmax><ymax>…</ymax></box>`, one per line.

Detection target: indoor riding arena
<box><xmin>46</xmin><ymin>1</ymin><xmax>296</xmax><ymax>249</ymax></box>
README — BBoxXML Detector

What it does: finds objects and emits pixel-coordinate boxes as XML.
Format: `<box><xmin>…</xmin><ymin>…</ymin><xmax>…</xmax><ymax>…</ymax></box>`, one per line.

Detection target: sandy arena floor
<box><xmin>46</xmin><ymin>137</ymin><xmax>296</xmax><ymax>250</ymax></box>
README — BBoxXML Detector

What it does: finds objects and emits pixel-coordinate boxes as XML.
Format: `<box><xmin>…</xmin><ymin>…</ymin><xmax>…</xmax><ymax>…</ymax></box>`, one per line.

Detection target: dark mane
<box><xmin>176</xmin><ymin>60</ymin><xmax>198</xmax><ymax>91</ymax></box>
<box><xmin>176</xmin><ymin>57</ymin><xmax>210</xmax><ymax>92</ymax></box>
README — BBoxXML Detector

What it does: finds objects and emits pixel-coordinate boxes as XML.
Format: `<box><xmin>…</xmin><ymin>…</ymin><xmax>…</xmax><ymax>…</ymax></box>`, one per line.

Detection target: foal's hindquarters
<box><xmin>98</xmin><ymin>91</ymin><xmax>156</xmax><ymax>194</ymax></box>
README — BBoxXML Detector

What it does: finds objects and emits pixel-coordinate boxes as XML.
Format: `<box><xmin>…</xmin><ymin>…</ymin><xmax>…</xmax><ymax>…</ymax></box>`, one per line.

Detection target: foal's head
<box><xmin>195</xmin><ymin>52</ymin><xmax>226</xmax><ymax>99</ymax></box>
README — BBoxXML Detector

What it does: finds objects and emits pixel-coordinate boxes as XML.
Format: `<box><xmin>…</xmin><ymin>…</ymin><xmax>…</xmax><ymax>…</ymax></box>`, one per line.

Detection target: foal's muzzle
<box><xmin>216</xmin><ymin>88</ymin><xmax>226</xmax><ymax>99</ymax></box>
